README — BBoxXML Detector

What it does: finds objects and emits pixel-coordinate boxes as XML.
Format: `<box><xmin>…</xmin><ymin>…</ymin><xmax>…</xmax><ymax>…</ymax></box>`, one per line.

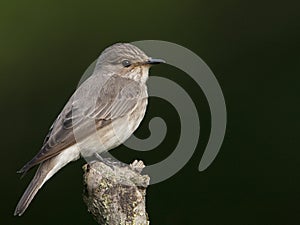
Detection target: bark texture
<box><xmin>83</xmin><ymin>160</ymin><xmax>150</xmax><ymax>225</ymax></box>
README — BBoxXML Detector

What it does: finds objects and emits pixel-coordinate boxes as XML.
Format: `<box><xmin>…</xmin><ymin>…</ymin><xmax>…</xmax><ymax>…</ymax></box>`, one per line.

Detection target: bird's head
<box><xmin>95</xmin><ymin>43</ymin><xmax>165</xmax><ymax>83</ymax></box>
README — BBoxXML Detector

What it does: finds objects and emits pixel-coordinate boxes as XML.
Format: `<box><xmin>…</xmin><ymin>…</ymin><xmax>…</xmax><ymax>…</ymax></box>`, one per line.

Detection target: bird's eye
<box><xmin>122</xmin><ymin>60</ymin><xmax>131</xmax><ymax>68</ymax></box>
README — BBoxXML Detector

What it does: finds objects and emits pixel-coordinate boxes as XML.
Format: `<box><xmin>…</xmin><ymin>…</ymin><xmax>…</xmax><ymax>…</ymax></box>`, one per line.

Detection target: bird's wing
<box><xmin>19</xmin><ymin>74</ymin><xmax>146</xmax><ymax>174</ymax></box>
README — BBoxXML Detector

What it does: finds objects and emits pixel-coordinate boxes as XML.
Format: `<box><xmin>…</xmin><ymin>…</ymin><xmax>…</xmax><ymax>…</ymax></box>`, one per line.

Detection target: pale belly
<box><xmin>79</xmin><ymin>98</ymin><xmax>148</xmax><ymax>157</ymax></box>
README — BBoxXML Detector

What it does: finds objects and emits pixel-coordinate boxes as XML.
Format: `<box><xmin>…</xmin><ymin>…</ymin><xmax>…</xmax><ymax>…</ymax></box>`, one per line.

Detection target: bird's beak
<box><xmin>146</xmin><ymin>58</ymin><xmax>166</xmax><ymax>65</ymax></box>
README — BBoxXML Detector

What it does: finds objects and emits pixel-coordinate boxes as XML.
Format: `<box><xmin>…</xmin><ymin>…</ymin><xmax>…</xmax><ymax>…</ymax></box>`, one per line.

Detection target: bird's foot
<box><xmin>93</xmin><ymin>153</ymin><xmax>128</xmax><ymax>169</ymax></box>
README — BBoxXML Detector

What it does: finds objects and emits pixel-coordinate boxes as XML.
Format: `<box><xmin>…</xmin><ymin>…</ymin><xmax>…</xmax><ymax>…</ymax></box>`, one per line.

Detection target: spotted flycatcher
<box><xmin>14</xmin><ymin>43</ymin><xmax>165</xmax><ymax>216</ymax></box>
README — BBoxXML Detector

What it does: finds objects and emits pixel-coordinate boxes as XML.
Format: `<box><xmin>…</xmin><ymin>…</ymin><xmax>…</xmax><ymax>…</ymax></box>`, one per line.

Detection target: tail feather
<box><xmin>14</xmin><ymin>163</ymin><xmax>49</xmax><ymax>216</ymax></box>
<box><xmin>14</xmin><ymin>145</ymin><xmax>80</xmax><ymax>216</ymax></box>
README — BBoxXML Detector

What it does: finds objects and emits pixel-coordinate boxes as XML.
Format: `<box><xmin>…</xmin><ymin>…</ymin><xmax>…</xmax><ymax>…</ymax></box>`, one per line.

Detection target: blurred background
<box><xmin>1</xmin><ymin>0</ymin><xmax>299</xmax><ymax>224</ymax></box>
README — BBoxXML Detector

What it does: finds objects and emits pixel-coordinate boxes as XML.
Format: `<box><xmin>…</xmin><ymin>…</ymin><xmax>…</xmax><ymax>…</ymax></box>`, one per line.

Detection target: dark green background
<box><xmin>1</xmin><ymin>0</ymin><xmax>299</xmax><ymax>224</ymax></box>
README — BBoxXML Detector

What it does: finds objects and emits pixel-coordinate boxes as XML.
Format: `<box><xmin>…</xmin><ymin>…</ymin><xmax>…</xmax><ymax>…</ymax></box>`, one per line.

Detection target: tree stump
<box><xmin>82</xmin><ymin>160</ymin><xmax>150</xmax><ymax>225</ymax></box>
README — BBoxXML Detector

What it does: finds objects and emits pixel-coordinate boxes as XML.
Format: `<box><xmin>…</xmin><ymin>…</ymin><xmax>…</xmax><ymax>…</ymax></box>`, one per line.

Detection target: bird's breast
<box><xmin>79</xmin><ymin>97</ymin><xmax>148</xmax><ymax>157</ymax></box>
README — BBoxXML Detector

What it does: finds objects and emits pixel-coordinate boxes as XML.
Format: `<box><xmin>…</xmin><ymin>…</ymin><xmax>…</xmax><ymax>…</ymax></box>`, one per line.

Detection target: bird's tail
<box><xmin>14</xmin><ymin>160</ymin><xmax>54</xmax><ymax>216</ymax></box>
<box><xmin>14</xmin><ymin>145</ymin><xmax>80</xmax><ymax>216</ymax></box>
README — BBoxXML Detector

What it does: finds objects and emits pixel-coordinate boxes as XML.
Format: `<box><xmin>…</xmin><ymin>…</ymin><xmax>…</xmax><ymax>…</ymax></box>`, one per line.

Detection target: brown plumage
<box><xmin>14</xmin><ymin>43</ymin><xmax>164</xmax><ymax>216</ymax></box>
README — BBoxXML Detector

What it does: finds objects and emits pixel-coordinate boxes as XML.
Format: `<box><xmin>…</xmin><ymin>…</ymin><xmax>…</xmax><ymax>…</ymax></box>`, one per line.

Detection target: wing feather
<box><xmin>19</xmin><ymin>74</ymin><xmax>146</xmax><ymax>174</ymax></box>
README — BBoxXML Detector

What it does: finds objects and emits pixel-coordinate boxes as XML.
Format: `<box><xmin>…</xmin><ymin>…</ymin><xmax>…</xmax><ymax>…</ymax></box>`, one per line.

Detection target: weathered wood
<box><xmin>83</xmin><ymin>160</ymin><xmax>150</xmax><ymax>225</ymax></box>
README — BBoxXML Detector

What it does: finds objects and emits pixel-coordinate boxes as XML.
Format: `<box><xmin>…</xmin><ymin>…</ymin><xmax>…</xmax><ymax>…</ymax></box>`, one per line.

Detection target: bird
<box><xmin>14</xmin><ymin>43</ymin><xmax>165</xmax><ymax>216</ymax></box>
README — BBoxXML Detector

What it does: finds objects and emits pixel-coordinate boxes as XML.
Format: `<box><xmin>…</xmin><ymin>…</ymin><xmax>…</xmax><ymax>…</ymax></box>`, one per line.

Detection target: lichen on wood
<box><xmin>83</xmin><ymin>160</ymin><xmax>150</xmax><ymax>225</ymax></box>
